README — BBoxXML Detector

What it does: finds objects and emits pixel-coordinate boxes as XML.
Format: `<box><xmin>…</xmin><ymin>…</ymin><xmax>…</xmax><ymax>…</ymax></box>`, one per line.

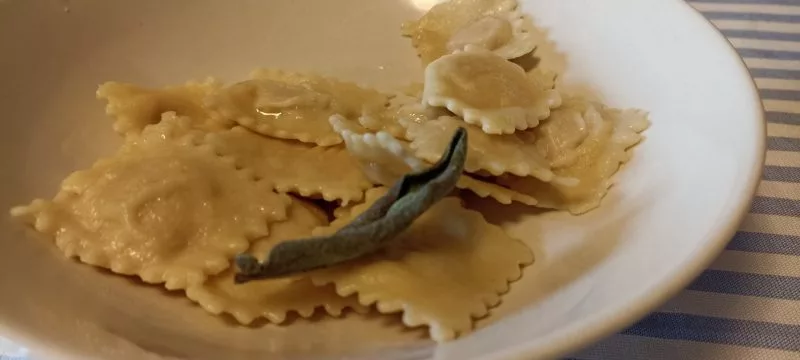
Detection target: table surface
<box><xmin>2</xmin><ymin>0</ymin><xmax>799</xmax><ymax>359</ymax></box>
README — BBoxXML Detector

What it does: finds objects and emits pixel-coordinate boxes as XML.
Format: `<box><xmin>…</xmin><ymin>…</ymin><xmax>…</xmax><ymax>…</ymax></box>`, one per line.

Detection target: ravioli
<box><xmin>355</xmin><ymin>98</ymin><xmax>409</xmax><ymax>140</ymax></box>
<box><xmin>205</xmin><ymin>126</ymin><xmax>373</xmax><ymax>204</ymax></box>
<box><xmin>325</xmin><ymin>187</ymin><xmax>390</xmax><ymax>227</ymax></box>
<box><xmin>97</xmin><ymin>78</ymin><xmax>224</xmax><ymax>136</ymax></box>
<box><xmin>310</xmin><ymin>195</ymin><xmax>533</xmax><ymax>341</ymax></box>
<box><xmin>404</xmin><ymin>116</ymin><xmax>554</xmax><ymax>180</ymax></box>
<box><xmin>358</xmin><ymin>90</ymin><xmax>451</xmax><ymax>140</ymax></box>
<box><xmin>402</xmin><ymin>0</ymin><xmax>534</xmax><ymax>64</ymax></box>
<box><xmin>9</xmin><ymin>0</ymin><xmax>654</xmax><ymax>342</ymax></box>
<box><xmin>527</xmin><ymin>67</ymin><xmax>558</xmax><ymax>90</ymax></box>
<box><xmin>423</xmin><ymin>51</ymin><xmax>562</xmax><ymax>134</ymax></box>
<box><xmin>252</xmin><ymin>69</ymin><xmax>388</xmax><ymax>119</ymax></box>
<box><xmin>456</xmin><ymin>175</ymin><xmax>538</xmax><ymax>206</ymax></box>
<box><xmin>524</xmin><ymin>98</ymin><xmax>598</xmax><ymax>169</ymax></box>
<box><xmin>294</xmin><ymin>197</ymin><xmax>332</xmax><ymax>225</ymax></box>
<box><xmin>207</xmin><ymin>69</ymin><xmax>386</xmax><ymax>147</ymax></box>
<box><xmin>499</xmin><ymin>98</ymin><xmax>650</xmax><ymax>214</ymax></box>
<box><xmin>11</xmin><ymin>119</ymin><xmax>290</xmax><ymax>290</ymax></box>
<box><xmin>330</xmin><ymin>115</ymin><xmax>426</xmax><ymax>186</ymax></box>
<box><xmin>185</xmin><ymin>199</ymin><xmax>366</xmax><ymax>324</ymax></box>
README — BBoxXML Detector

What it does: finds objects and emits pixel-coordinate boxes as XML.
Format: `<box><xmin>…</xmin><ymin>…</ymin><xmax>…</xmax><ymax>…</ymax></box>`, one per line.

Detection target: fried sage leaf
<box><xmin>235</xmin><ymin>127</ymin><xmax>468</xmax><ymax>282</ymax></box>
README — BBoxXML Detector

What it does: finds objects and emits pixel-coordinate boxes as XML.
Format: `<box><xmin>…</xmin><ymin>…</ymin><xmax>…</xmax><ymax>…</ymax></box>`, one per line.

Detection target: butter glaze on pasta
<box><xmin>205</xmin><ymin>126</ymin><xmax>373</xmax><ymax>204</ymax></box>
<box><xmin>404</xmin><ymin>115</ymin><xmax>554</xmax><ymax>179</ymax></box>
<box><xmin>499</xmin><ymin>98</ymin><xmax>650</xmax><ymax>214</ymax></box>
<box><xmin>11</xmin><ymin>118</ymin><xmax>290</xmax><ymax>290</ymax></box>
<box><xmin>423</xmin><ymin>51</ymin><xmax>562</xmax><ymax>134</ymax></box>
<box><xmin>402</xmin><ymin>0</ymin><xmax>534</xmax><ymax>64</ymax></box>
<box><xmin>207</xmin><ymin>69</ymin><xmax>386</xmax><ymax>147</ymax></box>
<box><xmin>185</xmin><ymin>199</ymin><xmax>366</xmax><ymax>324</ymax></box>
<box><xmin>97</xmin><ymin>78</ymin><xmax>225</xmax><ymax>136</ymax></box>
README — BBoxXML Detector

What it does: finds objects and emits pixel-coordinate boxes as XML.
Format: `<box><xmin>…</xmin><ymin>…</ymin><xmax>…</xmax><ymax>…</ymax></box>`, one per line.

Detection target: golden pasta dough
<box><xmin>205</xmin><ymin>126</ymin><xmax>373</xmax><ymax>204</ymax></box>
<box><xmin>402</xmin><ymin>0</ymin><xmax>534</xmax><ymax>64</ymax></box>
<box><xmin>457</xmin><ymin>175</ymin><xmax>538</xmax><ymax>206</ymax></box>
<box><xmin>330</xmin><ymin>115</ymin><xmax>426</xmax><ymax>186</ymax></box>
<box><xmin>11</xmin><ymin>118</ymin><xmax>290</xmax><ymax>290</ymax></box>
<box><xmin>97</xmin><ymin>78</ymin><xmax>225</xmax><ymax>136</ymax></box>
<box><xmin>423</xmin><ymin>51</ymin><xmax>562</xmax><ymax>134</ymax></box>
<box><xmin>207</xmin><ymin>69</ymin><xmax>387</xmax><ymax>147</ymax></box>
<box><xmin>364</xmin><ymin>92</ymin><xmax>452</xmax><ymax>140</ymax></box>
<box><xmin>310</xmin><ymin>197</ymin><xmax>533</xmax><ymax>341</ymax></box>
<box><xmin>314</xmin><ymin>187</ymin><xmax>391</xmax><ymax>236</ymax></box>
<box><xmin>404</xmin><ymin>115</ymin><xmax>554</xmax><ymax>180</ymax></box>
<box><xmin>499</xmin><ymin>98</ymin><xmax>650</xmax><ymax>214</ymax></box>
<box><xmin>185</xmin><ymin>199</ymin><xmax>366</xmax><ymax>324</ymax></box>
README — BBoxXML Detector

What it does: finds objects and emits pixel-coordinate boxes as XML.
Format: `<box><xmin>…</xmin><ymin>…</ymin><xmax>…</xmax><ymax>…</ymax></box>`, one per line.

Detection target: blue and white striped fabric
<box><xmin>2</xmin><ymin>1</ymin><xmax>798</xmax><ymax>359</ymax></box>
<box><xmin>568</xmin><ymin>0</ymin><xmax>800</xmax><ymax>358</ymax></box>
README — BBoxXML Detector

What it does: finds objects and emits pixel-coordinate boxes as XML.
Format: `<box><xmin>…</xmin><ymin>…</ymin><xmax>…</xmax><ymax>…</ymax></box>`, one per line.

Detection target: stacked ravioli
<box><xmin>10</xmin><ymin>0</ymin><xmax>649</xmax><ymax>343</ymax></box>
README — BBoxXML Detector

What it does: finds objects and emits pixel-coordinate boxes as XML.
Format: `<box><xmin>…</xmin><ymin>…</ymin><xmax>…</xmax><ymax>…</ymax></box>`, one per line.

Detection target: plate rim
<box><xmin>487</xmin><ymin>1</ymin><xmax>766</xmax><ymax>359</ymax></box>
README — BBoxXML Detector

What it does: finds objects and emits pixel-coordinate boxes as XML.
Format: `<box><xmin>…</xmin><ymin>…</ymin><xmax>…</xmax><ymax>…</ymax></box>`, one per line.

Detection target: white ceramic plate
<box><xmin>0</xmin><ymin>0</ymin><xmax>764</xmax><ymax>359</ymax></box>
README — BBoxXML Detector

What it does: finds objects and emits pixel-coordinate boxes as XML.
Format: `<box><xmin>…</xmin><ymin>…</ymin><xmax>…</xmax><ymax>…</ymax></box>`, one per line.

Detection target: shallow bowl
<box><xmin>0</xmin><ymin>0</ymin><xmax>764</xmax><ymax>359</ymax></box>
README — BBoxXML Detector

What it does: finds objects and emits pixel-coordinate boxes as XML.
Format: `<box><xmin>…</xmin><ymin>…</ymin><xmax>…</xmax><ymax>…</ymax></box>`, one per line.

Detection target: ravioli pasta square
<box><xmin>323</xmin><ymin>186</ymin><xmax>392</xmax><ymax>224</ymax></box>
<box><xmin>361</xmin><ymin>92</ymin><xmax>451</xmax><ymax>141</ymax></box>
<box><xmin>205</xmin><ymin>126</ymin><xmax>373</xmax><ymax>204</ymax></box>
<box><xmin>330</xmin><ymin>114</ymin><xmax>426</xmax><ymax>186</ymax></box>
<box><xmin>404</xmin><ymin>115</ymin><xmax>554</xmax><ymax>180</ymax></box>
<box><xmin>402</xmin><ymin>0</ymin><xmax>534</xmax><ymax>64</ymax></box>
<box><xmin>11</xmin><ymin>120</ymin><xmax>290</xmax><ymax>290</ymax></box>
<box><xmin>251</xmin><ymin>69</ymin><xmax>388</xmax><ymax>120</ymax></box>
<box><xmin>499</xmin><ymin>98</ymin><xmax>650</xmax><ymax>214</ymax></box>
<box><xmin>457</xmin><ymin>175</ymin><xmax>538</xmax><ymax>206</ymax></box>
<box><xmin>185</xmin><ymin>199</ymin><xmax>366</xmax><ymax>325</ymax></box>
<box><xmin>527</xmin><ymin>67</ymin><xmax>558</xmax><ymax>90</ymax></box>
<box><xmin>423</xmin><ymin>51</ymin><xmax>562</xmax><ymax>134</ymax></box>
<box><xmin>357</xmin><ymin>101</ymin><xmax>421</xmax><ymax>140</ymax></box>
<box><xmin>313</xmin><ymin>187</ymin><xmax>391</xmax><ymax>236</ymax></box>
<box><xmin>207</xmin><ymin>69</ymin><xmax>387</xmax><ymax>147</ymax></box>
<box><xmin>97</xmin><ymin>78</ymin><xmax>225</xmax><ymax>136</ymax></box>
<box><xmin>206</xmin><ymin>78</ymin><xmax>341</xmax><ymax>146</ymax></box>
<box><xmin>311</xmin><ymin>196</ymin><xmax>533</xmax><ymax>341</ymax></box>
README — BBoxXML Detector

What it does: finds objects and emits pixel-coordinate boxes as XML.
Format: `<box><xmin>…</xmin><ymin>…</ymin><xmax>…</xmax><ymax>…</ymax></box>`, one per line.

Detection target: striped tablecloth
<box><xmin>2</xmin><ymin>1</ymin><xmax>798</xmax><ymax>359</ymax></box>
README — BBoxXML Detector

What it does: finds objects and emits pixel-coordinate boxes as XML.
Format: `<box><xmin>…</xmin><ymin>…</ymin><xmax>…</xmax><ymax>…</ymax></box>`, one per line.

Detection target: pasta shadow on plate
<box><xmin>469</xmin><ymin>189</ymin><xmax>656</xmax><ymax>330</ymax></box>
